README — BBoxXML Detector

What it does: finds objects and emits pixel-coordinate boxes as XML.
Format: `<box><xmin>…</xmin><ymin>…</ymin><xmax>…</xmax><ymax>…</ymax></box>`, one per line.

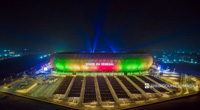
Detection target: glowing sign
<box><xmin>86</xmin><ymin>63</ymin><xmax>114</xmax><ymax>66</ymax></box>
<box><xmin>86</xmin><ymin>63</ymin><xmax>95</xmax><ymax>65</ymax></box>
<box><xmin>101</xmin><ymin>63</ymin><xmax>114</xmax><ymax>66</ymax></box>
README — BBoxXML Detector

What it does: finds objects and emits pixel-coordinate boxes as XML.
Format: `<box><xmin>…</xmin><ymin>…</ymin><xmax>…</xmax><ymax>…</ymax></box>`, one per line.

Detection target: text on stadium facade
<box><xmin>86</xmin><ymin>63</ymin><xmax>114</xmax><ymax>66</ymax></box>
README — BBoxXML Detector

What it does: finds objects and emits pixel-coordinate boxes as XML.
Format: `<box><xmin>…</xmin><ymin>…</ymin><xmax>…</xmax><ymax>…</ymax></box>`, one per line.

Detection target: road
<box><xmin>26</xmin><ymin>77</ymin><xmax>63</xmax><ymax>98</ymax></box>
<box><xmin>131</xmin><ymin>93</ymin><xmax>200</xmax><ymax>110</ymax></box>
<box><xmin>0</xmin><ymin>92</ymin><xmax>72</xmax><ymax>110</ymax></box>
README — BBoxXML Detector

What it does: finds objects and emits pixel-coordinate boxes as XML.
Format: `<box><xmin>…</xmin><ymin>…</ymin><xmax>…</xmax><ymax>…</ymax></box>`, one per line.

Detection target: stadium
<box><xmin>50</xmin><ymin>52</ymin><xmax>153</xmax><ymax>74</ymax></box>
<box><xmin>2</xmin><ymin>52</ymin><xmax>198</xmax><ymax>110</ymax></box>
<box><xmin>47</xmin><ymin>52</ymin><xmax>188</xmax><ymax>109</ymax></box>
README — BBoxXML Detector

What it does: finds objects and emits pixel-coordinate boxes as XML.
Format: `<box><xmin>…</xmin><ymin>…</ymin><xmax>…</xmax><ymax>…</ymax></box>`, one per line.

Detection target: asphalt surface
<box><xmin>130</xmin><ymin>93</ymin><xmax>200</xmax><ymax>110</ymax></box>
<box><xmin>0</xmin><ymin>75</ymin><xmax>199</xmax><ymax>110</ymax></box>
<box><xmin>1</xmin><ymin>92</ymin><xmax>200</xmax><ymax>110</ymax></box>
<box><xmin>26</xmin><ymin>77</ymin><xmax>63</xmax><ymax>98</ymax></box>
<box><xmin>0</xmin><ymin>92</ymin><xmax>72</xmax><ymax>110</ymax></box>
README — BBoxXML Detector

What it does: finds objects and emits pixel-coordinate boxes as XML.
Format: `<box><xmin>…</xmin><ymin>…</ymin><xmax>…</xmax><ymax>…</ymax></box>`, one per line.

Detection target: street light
<box><xmin>10</xmin><ymin>76</ymin><xmax>13</xmax><ymax>82</ymax></box>
<box><xmin>4</xmin><ymin>78</ymin><xmax>6</xmax><ymax>85</ymax></box>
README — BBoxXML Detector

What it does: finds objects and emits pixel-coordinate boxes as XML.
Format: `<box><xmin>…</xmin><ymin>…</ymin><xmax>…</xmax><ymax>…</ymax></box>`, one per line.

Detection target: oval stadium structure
<box><xmin>50</xmin><ymin>52</ymin><xmax>153</xmax><ymax>72</ymax></box>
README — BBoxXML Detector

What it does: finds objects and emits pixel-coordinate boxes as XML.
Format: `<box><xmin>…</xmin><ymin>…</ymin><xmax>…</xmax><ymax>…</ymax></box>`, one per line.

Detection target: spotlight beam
<box><xmin>123</xmin><ymin>24</ymin><xmax>199</xmax><ymax>53</ymax></box>
<box><xmin>123</xmin><ymin>34</ymin><xmax>183</xmax><ymax>53</ymax></box>
<box><xmin>92</xmin><ymin>26</ymin><xmax>101</xmax><ymax>53</ymax></box>
<box><xmin>102</xmin><ymin>35</ymin><xmax>116</xmax><ymax>53</ymax></box>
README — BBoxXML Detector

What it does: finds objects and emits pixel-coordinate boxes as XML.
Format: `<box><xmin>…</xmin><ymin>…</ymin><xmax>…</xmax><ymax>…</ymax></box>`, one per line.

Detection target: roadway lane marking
<box><xmin>45</xmin><ymin>84</ymin><xmax>56</xmax><ymax>97</ymax></box>
<box><xmin>34</xmin><ymin>85</ymin><xmax>47</xmax><ymax>96</ymax></box>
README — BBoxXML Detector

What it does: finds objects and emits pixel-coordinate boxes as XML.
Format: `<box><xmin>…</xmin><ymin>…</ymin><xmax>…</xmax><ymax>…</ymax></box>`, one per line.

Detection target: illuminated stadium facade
<box><xmin>50</xmin><ymin>52</ymin><xmax>153</xmax><ymax>73</ymax></box>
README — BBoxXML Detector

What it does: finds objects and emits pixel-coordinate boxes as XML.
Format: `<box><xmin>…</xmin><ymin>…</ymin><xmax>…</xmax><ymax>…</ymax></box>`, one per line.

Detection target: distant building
<box><xmin>9</xmin><ymin>51</ymin><xmax>15</xmax><ymax>55</ymax></box>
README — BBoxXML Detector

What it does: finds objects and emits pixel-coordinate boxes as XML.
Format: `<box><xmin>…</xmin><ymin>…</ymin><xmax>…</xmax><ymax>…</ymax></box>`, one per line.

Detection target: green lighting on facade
<box><xmin>50</xmin><ymin>53</ymin><xmax>153</xmax><ymax>73</ymax></box>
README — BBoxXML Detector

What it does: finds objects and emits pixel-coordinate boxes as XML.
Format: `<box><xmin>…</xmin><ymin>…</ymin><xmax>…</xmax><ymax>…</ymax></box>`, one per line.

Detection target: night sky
<box><xmin>0</xmin><ymin>0</ymin><xmax>200</xmax><ymax>52</ymax></box>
